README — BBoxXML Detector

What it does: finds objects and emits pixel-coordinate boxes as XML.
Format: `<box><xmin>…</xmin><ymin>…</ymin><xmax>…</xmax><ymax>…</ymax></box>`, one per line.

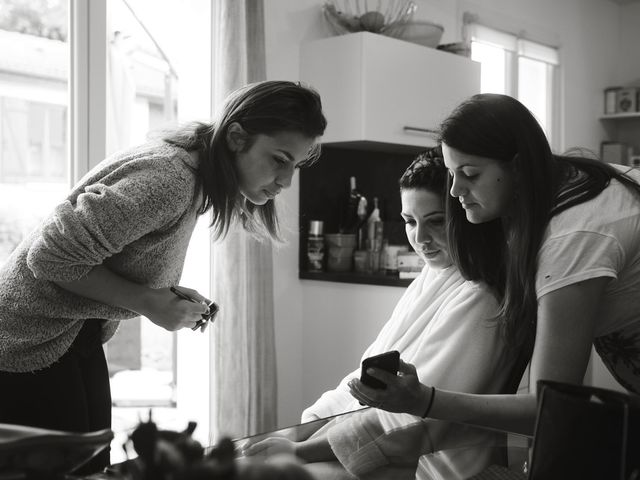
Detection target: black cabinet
<box><xmin>299</xmin><ymin>144</ymin><xmax>424</xmax><ymax>287</ymax></box>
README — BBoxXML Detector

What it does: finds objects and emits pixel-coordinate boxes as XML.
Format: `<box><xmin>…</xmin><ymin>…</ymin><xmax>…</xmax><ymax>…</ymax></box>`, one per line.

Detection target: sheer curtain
<box><xmin>210</xmin><ymin>0</ymin><xmax>278</xmax><ymax>439</ymax></box>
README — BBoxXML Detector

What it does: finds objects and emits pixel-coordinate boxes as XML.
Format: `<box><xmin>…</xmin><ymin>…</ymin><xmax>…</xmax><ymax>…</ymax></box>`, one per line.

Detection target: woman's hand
<box><xmin>240</xmin><ymin>437</ymin><xmax>297</xmax><ymax>458</ymax></box>
<box><xmin>142</xmin><ymin>286</ymin><xmax>212</xmax><ymax>331</ymax></box>
<box><xmin>54</xmin><ymin>266</ymin><xmax>213</xmax><ymax>332</ymax></box>
<box><xmin>348</xmin><ymin>359</ymin><xmax>433</xmax><ymax>418</ymax></box>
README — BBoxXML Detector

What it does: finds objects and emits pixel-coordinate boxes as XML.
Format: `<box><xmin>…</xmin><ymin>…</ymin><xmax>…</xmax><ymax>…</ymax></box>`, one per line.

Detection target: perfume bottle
<box><xmin>306</xmin><ymin>220</ymin><xmax>325</xmax><ymax>272</ymax></box>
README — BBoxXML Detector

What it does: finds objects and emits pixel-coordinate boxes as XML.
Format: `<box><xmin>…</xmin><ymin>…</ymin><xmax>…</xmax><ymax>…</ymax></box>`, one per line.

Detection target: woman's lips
<box><xmin>263</xmin><ymin>189</ymin><xmax>279</xmax><ymax>199</ymax></box>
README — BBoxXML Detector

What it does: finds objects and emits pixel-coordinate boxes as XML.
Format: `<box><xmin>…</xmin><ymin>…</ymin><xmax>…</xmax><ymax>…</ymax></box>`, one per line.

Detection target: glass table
<box><xmin>229</xmin><ymin>408</ymin><xmax>531</xmax><ymax>480</ymax></box>
<box><xmin>0</xmin><ymin>409</ymin><xmax>532</xmax><ymax>480</ymax></box>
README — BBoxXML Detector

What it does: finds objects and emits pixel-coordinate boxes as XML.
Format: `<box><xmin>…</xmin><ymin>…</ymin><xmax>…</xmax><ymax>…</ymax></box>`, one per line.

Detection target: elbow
<box><xmin>26</xmin><ymin>242</ymin><xmax>91</xmax><ymax>283</ymax></box>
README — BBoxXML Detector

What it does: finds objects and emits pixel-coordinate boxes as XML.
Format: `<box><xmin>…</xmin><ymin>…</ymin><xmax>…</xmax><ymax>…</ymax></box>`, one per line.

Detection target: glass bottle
<box><xmin>307</xmin><ymin>220</ymin><xmax>325</xmax><ymax>272</ymax></box>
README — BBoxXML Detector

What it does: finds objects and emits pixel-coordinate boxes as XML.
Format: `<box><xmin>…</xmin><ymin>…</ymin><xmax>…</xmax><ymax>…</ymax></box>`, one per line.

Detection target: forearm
<box><xmin>54</xmin><ymin>265</ymin><xmax>155</xmax><ymax>316</ymax></box>
<box><xmin>427</xmin><ymin>389</ymin><xmax>537</xmax><ymax>436</ymax></box>
<box><xmin>295</xmin><ymin>433</ymin><xmax>336</xmax><ymax>463</ymax></box>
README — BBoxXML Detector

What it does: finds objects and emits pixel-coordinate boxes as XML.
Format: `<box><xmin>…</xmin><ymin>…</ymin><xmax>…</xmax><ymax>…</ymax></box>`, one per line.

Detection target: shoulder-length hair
<box><xmin>439</xmin><ymin>93</ymin><xmax>640</xmax><ymax>347</ymax></box>
<box><xmin>164</xmin><ymin>80</ymin><xmax>326</xmax><ymax>241</ymax></box>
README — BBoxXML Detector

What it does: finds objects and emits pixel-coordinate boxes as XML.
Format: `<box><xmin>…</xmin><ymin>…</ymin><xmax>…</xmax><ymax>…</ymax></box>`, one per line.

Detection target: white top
<box><xmin>536</xmin><ymin>164</ymin><xmax>640</xmax><ymax>392</ymax></box>
<box><xmin>303</xmin><ymin>264</ymin><xmax>515</xmax><ymax>479</ymax></box>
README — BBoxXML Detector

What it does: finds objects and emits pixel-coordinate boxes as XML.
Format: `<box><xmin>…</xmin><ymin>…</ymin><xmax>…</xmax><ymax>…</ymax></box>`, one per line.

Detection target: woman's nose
<box><xmin>449</xmin><ymin>174</ymin><xmax>465</xmax><ymax>198</ymax></box>
<box><xmin>415</xmin><ymin>225</ymin><xmax>432</xmax><ymax>245</ymax></box>
<box><xmin>275</xmin><ymin>163</ymin><xmax>294</xmax><ymax>188</ymax></box>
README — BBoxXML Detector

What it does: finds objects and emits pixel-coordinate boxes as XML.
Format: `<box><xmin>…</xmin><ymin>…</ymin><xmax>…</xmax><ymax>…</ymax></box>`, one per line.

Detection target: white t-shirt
<box><xmin>536</xmin><ymin>164</ymin><xmax>640</xmax><ymax>392</ymax></box>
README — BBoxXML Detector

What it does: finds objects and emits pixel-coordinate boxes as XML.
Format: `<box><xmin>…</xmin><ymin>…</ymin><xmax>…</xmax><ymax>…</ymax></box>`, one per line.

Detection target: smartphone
<box><xmin>360</xmin><ymin>350</ymin><xmax>400</xmax><ymax>390</ymax></box>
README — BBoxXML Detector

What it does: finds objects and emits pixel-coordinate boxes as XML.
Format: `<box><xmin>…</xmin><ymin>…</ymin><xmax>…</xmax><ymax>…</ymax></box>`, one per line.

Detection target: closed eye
<box><xmin>294</xmin><ymin>158</ymin><xmax>310</xmax><ymax>169</ymax></box>
<box><xmin>449</xmin><ymin>169</ymin><xmax>478</xmax><ymax>180</ymax></box>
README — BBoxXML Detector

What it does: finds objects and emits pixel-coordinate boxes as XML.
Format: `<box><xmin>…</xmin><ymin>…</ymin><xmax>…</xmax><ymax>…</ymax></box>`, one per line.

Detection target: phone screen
<box><xmin>360</xmin><ymin>350</ymin><xmax>400</xmax><ymax>389</ymax></box>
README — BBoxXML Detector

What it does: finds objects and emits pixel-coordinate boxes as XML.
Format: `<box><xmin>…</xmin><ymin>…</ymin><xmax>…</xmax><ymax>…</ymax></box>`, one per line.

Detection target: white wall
<box><xmin>617</xmin><ymin>3</ymin><xmax>640</xmax><ymax>85</ymax></box>
<box><xmin>264</xmin><ymin>0</ymin><xmax>628</xmax><ymax>427</ymax></box>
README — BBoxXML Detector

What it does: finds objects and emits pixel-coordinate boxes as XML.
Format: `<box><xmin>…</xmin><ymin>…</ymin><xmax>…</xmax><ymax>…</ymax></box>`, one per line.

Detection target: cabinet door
<box><xmin>300</xmin><ymin>32</ymin><xmax>480</xmax><ymax>149</ymax></box>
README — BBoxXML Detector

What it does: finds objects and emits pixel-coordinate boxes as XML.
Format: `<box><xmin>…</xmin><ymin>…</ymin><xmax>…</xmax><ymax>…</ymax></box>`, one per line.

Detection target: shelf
<box><xmin>599</xmin><ymin>112</ymin><xmax>640</xmax><ymax>120</ymax></box>
<box><xmin>299</xmin><ymin>271</ymin><xmax>412</xmax><ymax>288</ymax></box>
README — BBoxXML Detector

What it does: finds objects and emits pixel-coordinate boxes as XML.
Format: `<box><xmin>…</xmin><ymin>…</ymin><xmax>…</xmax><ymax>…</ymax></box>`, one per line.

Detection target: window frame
<box><xmin>69</xmin><ymin>0</ymin><xmax>107</xmax><ymax>182</ymax></box>
<box><xmin>467</xmin><ymin>21</ymin><xmax>561</xmax><ymax>151</ymax></box>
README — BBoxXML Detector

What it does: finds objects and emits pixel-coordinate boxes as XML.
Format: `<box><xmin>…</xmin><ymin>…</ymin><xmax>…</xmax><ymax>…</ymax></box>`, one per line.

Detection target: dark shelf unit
<box><xmin>300</xmin><ymin>270</ymin><xmax>413</xmax><ymax>287</ymax></box>
<box><xmin>299</xmin><ymin>144</ymin><xmax>424</xmax><ymax>288</ymax></box>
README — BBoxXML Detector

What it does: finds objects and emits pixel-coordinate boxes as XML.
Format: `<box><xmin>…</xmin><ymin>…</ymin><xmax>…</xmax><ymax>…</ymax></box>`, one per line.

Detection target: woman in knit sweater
<box><xmin>0</xmin><ymin>80</ymin><xmax>326</xmax><ymax>472</ymax></box>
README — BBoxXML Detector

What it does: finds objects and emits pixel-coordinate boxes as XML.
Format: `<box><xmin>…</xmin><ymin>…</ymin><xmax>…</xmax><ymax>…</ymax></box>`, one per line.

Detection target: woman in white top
<box><xmin>349</xmin><ymin>93</ymin><xmax>640</xmax><ymax>438</ymax></box>
<box><xmin>244</xmin><ymin>149</ymin><xmax>516</xmax><ymax>479</ymax></box>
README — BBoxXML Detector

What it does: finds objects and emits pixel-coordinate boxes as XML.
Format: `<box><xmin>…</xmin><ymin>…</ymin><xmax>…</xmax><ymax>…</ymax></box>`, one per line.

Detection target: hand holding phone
<box><xmin>360</xmin><ymin>350</ymin><xmax>400</xmax><ymax>390</ymax></box>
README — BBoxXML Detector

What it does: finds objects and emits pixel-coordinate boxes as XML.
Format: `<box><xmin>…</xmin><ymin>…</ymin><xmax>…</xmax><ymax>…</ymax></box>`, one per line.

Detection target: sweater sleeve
<box><xmin>26</xmin><ymin>158</ymin><xmax>195</xmax><ymax>282</ymax></box>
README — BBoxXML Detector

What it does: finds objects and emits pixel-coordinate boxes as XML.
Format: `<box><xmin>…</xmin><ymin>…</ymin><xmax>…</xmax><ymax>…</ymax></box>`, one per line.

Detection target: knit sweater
<box><xmin>0</xmin><ymin>141</ymin><xmax>202</xmax><ymax>372</ymax></box>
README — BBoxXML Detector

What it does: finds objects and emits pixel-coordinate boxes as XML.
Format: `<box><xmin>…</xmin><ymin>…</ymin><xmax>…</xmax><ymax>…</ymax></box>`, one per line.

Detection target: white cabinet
<box><xmin>300</xmin><ymin>32</ymin><xmax>480</xmax><ymax>149</ymax></box>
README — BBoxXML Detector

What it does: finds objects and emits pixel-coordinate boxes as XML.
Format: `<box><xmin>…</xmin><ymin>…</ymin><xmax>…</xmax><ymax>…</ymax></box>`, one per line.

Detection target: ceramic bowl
<box><xmin>393</xmin><ymin>20</ymin><xmax>444</xmax><ymax>48</ymax></box>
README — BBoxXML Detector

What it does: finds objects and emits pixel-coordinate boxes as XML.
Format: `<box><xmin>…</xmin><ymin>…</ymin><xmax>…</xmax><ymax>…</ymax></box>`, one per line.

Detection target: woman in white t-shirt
<box><xmin>349</xmin><ymin>93</ymin><xmax>640</xmax><ymax>437</ymax></box>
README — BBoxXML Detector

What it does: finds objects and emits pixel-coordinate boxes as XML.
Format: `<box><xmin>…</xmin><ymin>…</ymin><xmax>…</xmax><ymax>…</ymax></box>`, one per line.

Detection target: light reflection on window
<box><xmin>471</xmin><ymin>41</ymin><xmax>507</xmax><ymax>95</ymax></box>
<box><xmin>471</xmin><ymin>37</ymin><xmax>557</xmax><ymax>145</ymax></box>
<box><xmin>519</xmin><ymin>57</ymin><xmax>550</xmax><ymax>136</ymax></box>
<box><xmin>0</xmin><ymin>0</ymin><xmax>69</xmax><ymax>264</ymax></box>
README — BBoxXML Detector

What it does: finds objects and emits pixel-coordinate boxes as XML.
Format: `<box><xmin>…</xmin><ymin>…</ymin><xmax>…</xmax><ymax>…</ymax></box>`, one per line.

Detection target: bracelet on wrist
<box><xmin>422</xmin><ymin>386</ymin><xmax>436</xmax><ymax>418</ymax></box>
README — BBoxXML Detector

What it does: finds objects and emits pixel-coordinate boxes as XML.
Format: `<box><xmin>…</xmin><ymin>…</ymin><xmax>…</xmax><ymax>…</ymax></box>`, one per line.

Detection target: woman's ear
<box><xmin>226</xmin><ymin>122</ymin><xmax>248</xmax><ymax>152</ymax></box>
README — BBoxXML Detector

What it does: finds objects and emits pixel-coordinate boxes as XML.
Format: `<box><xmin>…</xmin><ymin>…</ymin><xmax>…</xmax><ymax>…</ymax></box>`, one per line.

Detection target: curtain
<box><xmin>210</xmin><ymin>0</ymin><xmax>277</xmax><ymax>439</ymax></box>
<box><xmin>106</xmin><ymin>31</ymin><xmax>135</xmax><ymax>155</ymax></box>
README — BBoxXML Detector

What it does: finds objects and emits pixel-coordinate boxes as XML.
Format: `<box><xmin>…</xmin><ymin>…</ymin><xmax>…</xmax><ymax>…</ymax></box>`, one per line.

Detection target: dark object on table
<box><xmin>111</xmin><ymin>413</ymin><xmax>243</xmax><ymax>480</ymax></box>
<box><xmin>467</xmin><ymin>464</ymin><xmax>527</xmax><ymax>480</ymax></box>
<box><xmin>0</xmin><ymin>422</ymin><xmax>113</xmax><ymax>479</ymax></box>
<box><xmin>115</xmin><ymin>413</ymin><xmax>206</xmax><ymax>480</ymax></box>
<box><xmin>529</xmin><ymin>380</ymin><xmax>640</xmax><ymax>480</ymax></box>
<box><xmin>108</xmin><ymin>414</ymin><xmax>315</xmax><ymax>480</ymax></box>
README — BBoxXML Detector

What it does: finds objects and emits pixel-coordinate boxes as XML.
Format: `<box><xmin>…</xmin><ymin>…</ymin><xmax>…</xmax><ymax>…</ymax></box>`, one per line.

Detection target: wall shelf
<box><xmin>599</xmin><ymin>112</ymin><xmax>640</xmax><ymax>120</ymax></box>
<box><xmin>300</xmin><ymin>271</ymin><xmax>412</xmax><ymax>288</ymax></box>
<box><xmin>299</xmin><ymin>145</ymin><xmax>417</xmax><ymax>287</ymax></box>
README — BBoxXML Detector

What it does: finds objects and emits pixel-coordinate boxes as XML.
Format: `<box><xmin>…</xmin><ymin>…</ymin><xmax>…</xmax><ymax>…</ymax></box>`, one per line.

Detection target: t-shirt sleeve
<box><xmin>536</xmin><ymin>231</ymin><xmax>622</xmax><ymax>298</ymax></box>
<box><xmin>26</xmin><ymin>161</ymin><xmax>194</xmax><ymax>282</ymax></box>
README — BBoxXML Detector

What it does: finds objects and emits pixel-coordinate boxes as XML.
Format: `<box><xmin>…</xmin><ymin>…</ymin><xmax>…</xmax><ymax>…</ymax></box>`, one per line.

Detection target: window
<box><xmin>1</xmin><ymin>0</ymin><xmax>213</xmax><ymax>463</ymax></box>
<box><xmin>468</xmin><ymin>23</ymin><xmax>560</xmax><ymax>147</ymax></box>
<box><xmin>0</xmin><ymin>0</ymin><xmax>69</xmax><ymax>263</ymax></box>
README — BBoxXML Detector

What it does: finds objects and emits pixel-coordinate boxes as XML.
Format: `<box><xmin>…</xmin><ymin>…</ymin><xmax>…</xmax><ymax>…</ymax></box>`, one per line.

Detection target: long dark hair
<box><xmin>439</xmin><ymin>93</ymin><xmax>640</xmax><ymax>347</ymax></box>
<box><xmin>164</xmin><ymin>80</ymin><xmax>326</xmax><ymax>241</ymax></box>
